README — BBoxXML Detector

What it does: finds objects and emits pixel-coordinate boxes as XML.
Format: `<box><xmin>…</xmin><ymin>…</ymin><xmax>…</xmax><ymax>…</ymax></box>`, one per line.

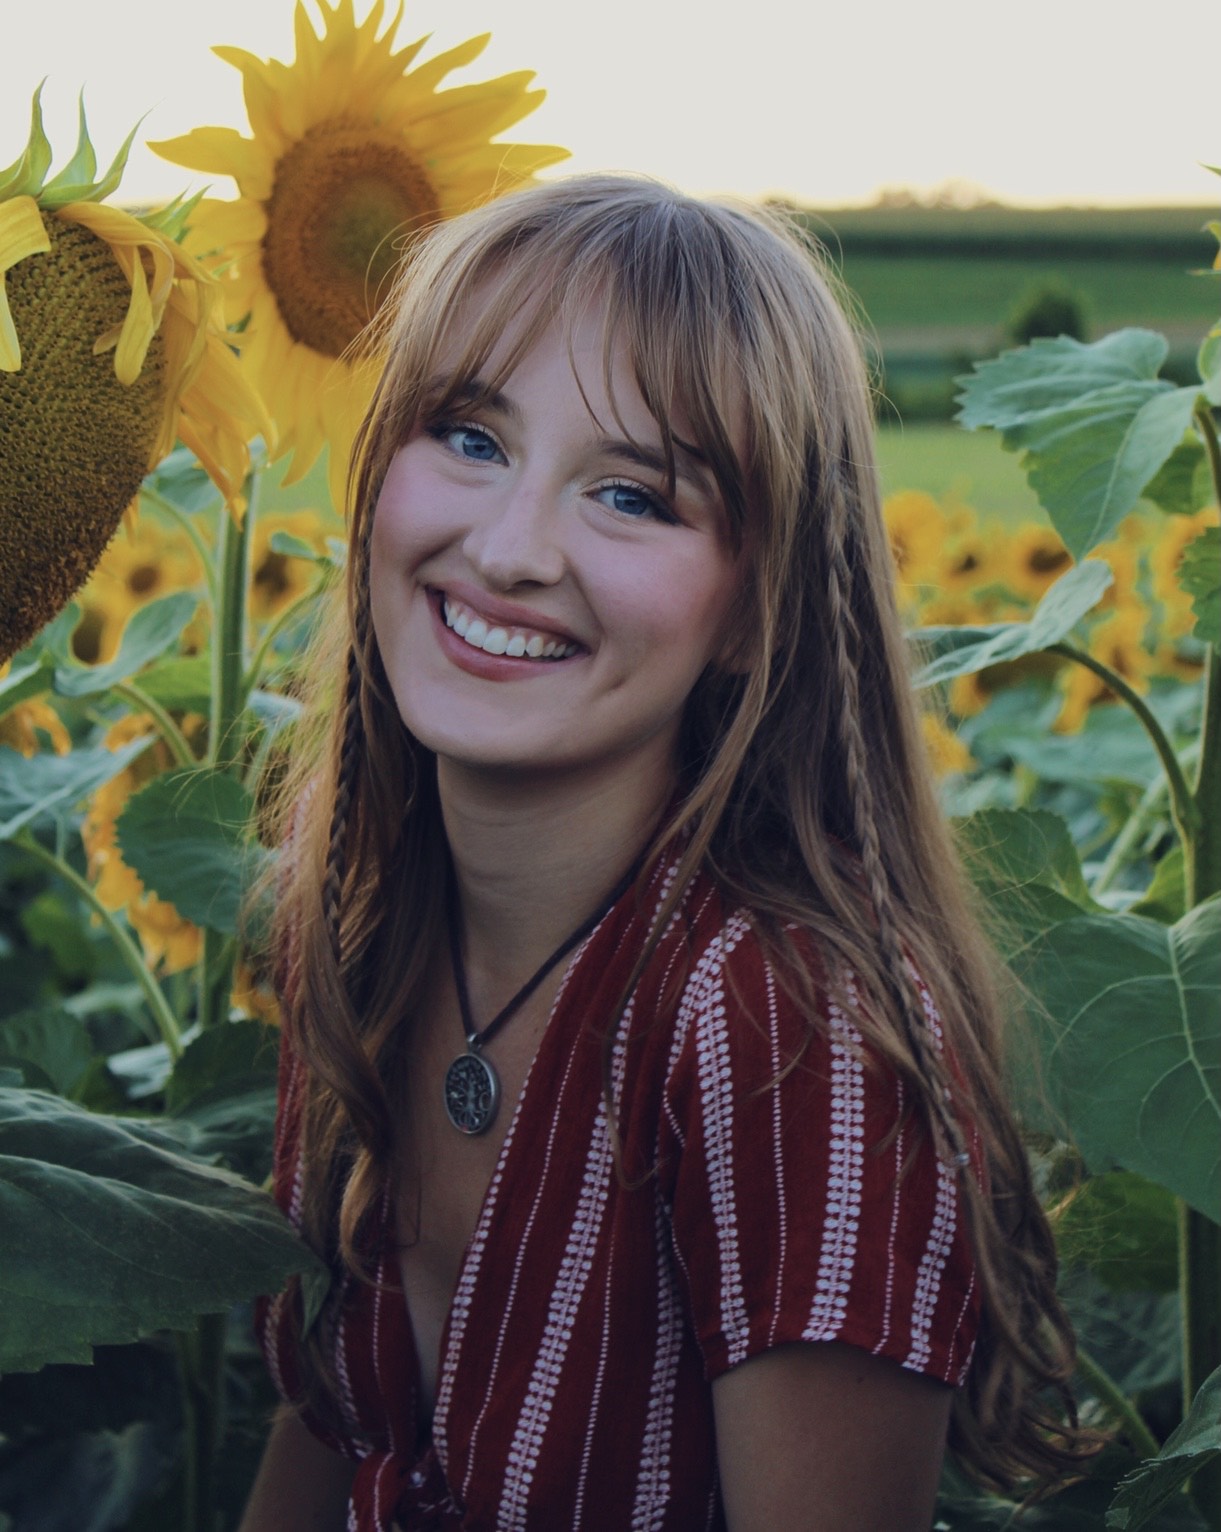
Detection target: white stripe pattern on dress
<box><xmin>802</xmin><ymin>989</ymin><xmax>866</xmax><ymax>1342</ymax></box>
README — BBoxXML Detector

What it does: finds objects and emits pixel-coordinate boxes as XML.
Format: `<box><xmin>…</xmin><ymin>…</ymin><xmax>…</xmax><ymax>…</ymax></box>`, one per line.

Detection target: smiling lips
<box><xmin>441</xmin><ymin>595</ymin><xmax>580</xmax><ymax>661</ymax></box>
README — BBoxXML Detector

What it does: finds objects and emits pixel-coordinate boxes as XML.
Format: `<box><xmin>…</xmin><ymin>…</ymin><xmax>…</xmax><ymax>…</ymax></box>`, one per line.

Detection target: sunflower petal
<box><xmin>0</xmin><ymin>196</ymin><xmax>52</xmax><ymax>371</ymax></box>
<box><xmin>149</xmin><ymin>126</ymin><xmax>252</xmax><ymax>179</ymax></box>
<box><xmin>396</xmin><ymin>34</ymin><xmax>490</xmax><ymax>98</ymax></box>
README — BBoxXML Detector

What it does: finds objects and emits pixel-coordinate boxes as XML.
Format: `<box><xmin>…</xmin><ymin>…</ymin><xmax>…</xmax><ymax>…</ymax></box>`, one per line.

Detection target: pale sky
<box><xmin>3</xmin><ymin>0</ymin><xmax>1218</xmax><ymax>208</ymax></box>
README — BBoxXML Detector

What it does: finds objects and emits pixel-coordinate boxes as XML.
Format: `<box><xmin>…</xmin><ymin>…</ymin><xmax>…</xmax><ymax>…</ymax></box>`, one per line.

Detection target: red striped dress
<box><xmin>258</xmin><ymin>855</ymin><xmax>981</xmax><ymax>1530</ymax></box>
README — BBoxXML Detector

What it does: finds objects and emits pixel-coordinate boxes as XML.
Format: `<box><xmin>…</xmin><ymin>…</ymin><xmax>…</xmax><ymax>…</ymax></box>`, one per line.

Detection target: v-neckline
<box><xmin>390</xmin><ymin>913</ymin><xmax>606</xmax><ymax>1446</ymax></box>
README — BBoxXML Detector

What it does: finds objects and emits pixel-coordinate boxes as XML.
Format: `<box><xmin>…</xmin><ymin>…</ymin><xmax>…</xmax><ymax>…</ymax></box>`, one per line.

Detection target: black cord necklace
<box><xmin>444</xmin><ymin>862</ymin><xmax>639</xmax><ymax>1136</ymax></box>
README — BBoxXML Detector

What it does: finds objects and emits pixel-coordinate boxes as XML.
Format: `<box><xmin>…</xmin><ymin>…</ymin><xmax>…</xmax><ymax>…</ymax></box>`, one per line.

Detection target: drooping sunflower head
<box><xmin>0</xmin><ymin>91</ymin><xmax>268</xmax><ymax>664</ymax></box>
<box><xmin>151</xmin><ymin>0</ymin><xmax>569</xmax><ymax>508</ymax></box>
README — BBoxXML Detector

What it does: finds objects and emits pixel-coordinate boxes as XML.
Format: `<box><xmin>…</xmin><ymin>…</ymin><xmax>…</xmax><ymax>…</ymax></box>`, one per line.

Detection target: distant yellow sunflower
<box><xmin>937</xmin><ymin>531</ymin><xmax>994</xmax><ymax>593</ymax></box>
<box><xmin>1004</xmin><ymin>525</ymin><xmax>1072</xmax><ymax>603</ymax></box>
<box><xmin>0</xmin><ymin>92</ymin><xmax>269</xmax><ymax>663</ymax></box>
<box><xmin>883</xmin><ymin>490</ymin><xmax>948</xmax><ymax>594</ymax></box>
<box><xmin>249</xmin><ymin>507</ymin><xmax>335</xmax><ymax>623</ymax></box>
<box><xmin>152</xmin><ymin>0</ymin><xmax>568</xmax><ymax>510</ymax></box>
<box><xmin>73</xmin><ymin>517</ymin><xmax>205</xmax><ymax>663</ymax></box>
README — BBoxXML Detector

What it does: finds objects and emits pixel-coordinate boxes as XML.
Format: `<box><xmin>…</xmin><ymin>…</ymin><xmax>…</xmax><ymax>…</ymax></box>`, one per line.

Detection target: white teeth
<box><xmin>442</xmin><ymin>595</ymin><xmax>576</xmax><ymax>662</ymax></box>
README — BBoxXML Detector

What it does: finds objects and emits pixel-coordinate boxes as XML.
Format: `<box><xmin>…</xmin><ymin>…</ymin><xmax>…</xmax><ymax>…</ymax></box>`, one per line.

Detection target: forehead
<box><xmin>424</xmin><ymin>276</ymin><xmax>747</xmax><ymax>474</ymax></box>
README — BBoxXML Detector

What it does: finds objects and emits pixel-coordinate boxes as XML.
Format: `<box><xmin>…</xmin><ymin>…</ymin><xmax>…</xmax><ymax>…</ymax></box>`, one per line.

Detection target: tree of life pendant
<box><xmin>444</xmin><ymin>1050</ymin><xmax>500</xmax><ymax>1135</ymax></box>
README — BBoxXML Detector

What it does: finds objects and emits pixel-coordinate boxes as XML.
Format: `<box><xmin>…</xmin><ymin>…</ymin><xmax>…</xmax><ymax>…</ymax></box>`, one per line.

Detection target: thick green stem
<box><xmin>113</xmin><ymin>681</ymin><xmax>195</xmax><ymax>769</ymax></box>
<box><xmin>1074</xmin><ymin>1346</ymin><xmax>1161</xmax><ymax>1460</ymax></box>
<box><xmin>208</xmin><ymin>492</ymin><xmax>255</xmax><ymax>775</ymax></box>
<box><xmin>1190</xmin><ymin>646</ymin><xmax>1221</xmax><ymax>904</ymax></box>
<box><xmin>1049</xmin><ymin>642</ymin><xmax>1200</xmax><ymax>860</ymax></box>
<box><xmin>16</xmin><ymin>833</ymin><xmax>182</xmax><ymax>1057</ymax></box>
<box><xmin>176</xmin><ymin>1311</ymin><xmax>227</xmax><ymax>1532</ymax></box>
<box><xmin>1179</xmin><ymin>1203</ymin><xmax>1221</xmax><ymax>1525</ymax></box>
<box><xmin>1194</xmin><ymin>401</ymin><xmax>1221</xmax><ymax>511</ymax></box>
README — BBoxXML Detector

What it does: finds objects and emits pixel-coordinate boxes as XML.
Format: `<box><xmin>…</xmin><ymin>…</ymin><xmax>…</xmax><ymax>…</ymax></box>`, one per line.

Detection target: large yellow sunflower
<box><xmin>0</xmin><ymin>91</ymin><xmax>270</xmax><ymax>663</ymax></box>
<box><xmin>151</xmin><ymin>0</ymin><xmax>568</xmax><ymax>512</ymax></box>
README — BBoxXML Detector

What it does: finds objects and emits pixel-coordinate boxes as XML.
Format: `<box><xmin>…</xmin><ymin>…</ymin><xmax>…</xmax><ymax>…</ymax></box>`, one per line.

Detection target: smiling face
<box><xmin>368</xmin><ymin>295</ymin><xmax>745</xmax><ymax>794</ymax></box>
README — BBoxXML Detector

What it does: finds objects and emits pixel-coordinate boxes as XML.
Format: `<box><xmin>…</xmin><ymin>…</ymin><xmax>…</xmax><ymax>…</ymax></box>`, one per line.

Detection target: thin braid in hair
<box><xmin>821</xmin><ymin>482</ymin><xmax>970</xmax><ymax>1169</ymax></box>
<box><xmin>324</xmin><ymin>649</ymin><xmax>362</xmax><ymax>971</ymax></box>
<box><xmin>323</xmin><ymin>519</ymin><xmax>375</xmax><ymax>972</ymax></box>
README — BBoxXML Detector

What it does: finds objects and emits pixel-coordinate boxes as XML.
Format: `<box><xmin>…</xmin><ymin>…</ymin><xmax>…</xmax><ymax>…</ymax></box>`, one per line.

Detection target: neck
<box><xmin>438</xmin><ymin>756</ymin><xmax>675</xmax><ymax>987</ymax></box>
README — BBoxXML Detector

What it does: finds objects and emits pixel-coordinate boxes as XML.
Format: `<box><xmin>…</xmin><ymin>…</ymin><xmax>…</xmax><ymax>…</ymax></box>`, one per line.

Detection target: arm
<box><xmin>712</xmin><ymin>1340</ymin><xmax>953</xmax><ymax>1532</ymax></box>
<box><xmin>239</xmin><ymin>1406</ymin><xmax>357</xmax><ymax>1532</ymax></box>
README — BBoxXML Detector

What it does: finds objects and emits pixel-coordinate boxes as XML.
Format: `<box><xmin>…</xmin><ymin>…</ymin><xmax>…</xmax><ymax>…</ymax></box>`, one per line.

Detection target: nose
<box><xmin>462</xmin><ymin>474</ymin><xmax>565</xmax><ymax>590</ymax></box>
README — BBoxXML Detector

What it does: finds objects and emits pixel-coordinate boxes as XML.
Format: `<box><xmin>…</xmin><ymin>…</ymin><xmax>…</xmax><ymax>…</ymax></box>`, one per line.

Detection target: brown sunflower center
<box><xmin>0</xmin><ymin>214</ymin><xmax>166</xmax><ymax>662</ymax></box>
<box><xmin>1028</xmin><ymin>546</ymin><xmax>1071</xmax><ymax>575</ymax></box>
<box><xmin>262</xmin><ymin>121</ymin><xmax>440</xmax><ymax>358</ymax></box>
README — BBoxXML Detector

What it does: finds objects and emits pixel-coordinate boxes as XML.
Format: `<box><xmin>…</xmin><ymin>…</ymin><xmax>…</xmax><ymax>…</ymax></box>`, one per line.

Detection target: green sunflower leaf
<box><xmin>956</xmin><ymin>331</ymin><xmax>1202</xmax><ymax>558</ymax></box>
<box><xmin>137</xmin><ymin>656</ymin><xmax>214</xmax><ymax>714</ymax></box>
<box><xmin>0</xmin><ymin>1084</ymin><xmax>324</xmax><ymax>1372</ymax></box>
<box><xmin>115</xmin><ymin>767</ymin><xmax>266</xmax><ymax>935</ymax></box>
<box><xmin>955</xmin><ymin>807</ymin><xmax>1095</xmax><ymax>908</ymax></box>
<box><xmin>52</xmin><ymin>592</ymin><xmax>197</xmax><ymax>698</ymax></box>
<box><xmin>0</xmin><ymin>607</ymin><xmax>81</xmax><ymax>719</ymax></box>
<box><xmin>1129</xmin><ymin>846</ymin><xmax>1187</xmax><ymax>925</ymax></box>
<box><xmin>1055</xmin><ymin>1172</ymin><xmax>1179</xmax><ymax>1295</ymax></box>
<box><xmin>267</xmin><ymin>530</ymin><xmax>325</xmax><ymax>563</ymax></box>
<box><xmin>0</xmin><ymin>736</ymin><xmax>151</xmax><ymax>840</ymax></box>
<box><xmin>0</xmin><ymin>653</ymin><xmax>53</xmax><ymax>720</ymax></box>
<box><xmin>1024</xmin><ymin>898</ymin><xmax>1221</xmax><ymax>1218</ymax></box>
<box><xmin>913</xmin><ymin>559</ymin><xmax>1112</xmax><ymax>687</ymax></box>
<box><xmin>1106</xmin><ymin>1369</ymin><xmax>1221</xmax><ymax>1529</ymax></box>
<box><xmin>957</xmin><ymin>330</ymin><xmax>1171</xmax><ymax>427</ymax></box>
<box><xmin>0</xmin><ymin>85</ymin><xmax>53</xmax><ymax>201</ymax></box>
<box><xmin>1176</xmin><ymin>526</ymin><xmax>1220</xmax><ymax>648</ymax></box>
<box><xmin>1141</xmin><ymin>437</ymin><xmax>1210</xmax><ymax>518</ymax></box>
<box><xmin>0</xmin><ymin>1010</ymin><xmax>93</xmax><ymax>1097</ymax></box>
<box><xmin>164</xmin><ymin>1020</ymin><xmax>279</xmax><ymax>1183</ymax></box>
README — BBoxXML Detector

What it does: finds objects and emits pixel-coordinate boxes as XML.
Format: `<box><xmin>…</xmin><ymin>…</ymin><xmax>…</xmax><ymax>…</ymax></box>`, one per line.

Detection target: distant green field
<box><xmin>793</xmin><ymin>203</ymin><xmax>1216</xmax><ymax>262</ymax></box>
<box><xmin>787</xmin><ymin>202</ymin><xmax>1218</xmax><ymax>421</ymax></box>
<box><xmin>837</xmin><ymin>255</ymin><xmax>1212</xmax><ymax>340</ymax></box>
<box><xmin>874</xmin><ymin>423</ymin><xmax>1045</xmax><ymax>525</ymax></box>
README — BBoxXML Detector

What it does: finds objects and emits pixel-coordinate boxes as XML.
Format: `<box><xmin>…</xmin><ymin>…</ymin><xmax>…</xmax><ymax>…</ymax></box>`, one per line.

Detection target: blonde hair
<box><xmin>266</xmin><ymin>174</ymin><xmax>1085</xmax><ymax>1488</ymax></box>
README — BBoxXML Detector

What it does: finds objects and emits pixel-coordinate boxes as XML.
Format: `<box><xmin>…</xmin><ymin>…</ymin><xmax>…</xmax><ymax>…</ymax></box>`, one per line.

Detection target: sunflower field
<box><xmin>1</xmin><ymin>2</ymin><xmax>1219</xmax><ymax>1528</ymax></box>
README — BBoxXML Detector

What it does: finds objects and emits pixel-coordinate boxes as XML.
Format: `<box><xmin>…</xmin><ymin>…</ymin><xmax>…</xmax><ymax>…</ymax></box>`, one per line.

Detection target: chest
<box><xmin>392</xmin><ymin>972</ymin><xmax>561</xmax><ymax>1419</ymax></box>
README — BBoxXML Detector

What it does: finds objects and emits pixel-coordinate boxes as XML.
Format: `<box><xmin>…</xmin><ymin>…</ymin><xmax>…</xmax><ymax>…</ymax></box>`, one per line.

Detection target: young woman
<box><xmin>242</xmin><ymin>176</ymin><xmax>1083</xmax><ymax>1532</ymax></box>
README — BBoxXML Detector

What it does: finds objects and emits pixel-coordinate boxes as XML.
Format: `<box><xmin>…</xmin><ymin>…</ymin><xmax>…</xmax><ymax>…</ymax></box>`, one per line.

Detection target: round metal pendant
<box><xmin>444</xmin><ymin>1051</ymin><xmax>500</xmax><ymax>1136</ymax></box>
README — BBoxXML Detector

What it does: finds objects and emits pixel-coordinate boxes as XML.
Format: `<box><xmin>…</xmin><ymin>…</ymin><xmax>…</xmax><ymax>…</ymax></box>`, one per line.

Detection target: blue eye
<box><xmin>430</xmin><ymin>421</ymin><xmax>503</xmax><ymax>462</ymax></box>
<box><xmin>597</xmin><ymin>482</ymin><xmax>672</xmax><ymax>522</ymax></box>
<box><xmin>453</xmin><ymin>426</ymin><xmax>501</xmax><ymax>461</ymax></box>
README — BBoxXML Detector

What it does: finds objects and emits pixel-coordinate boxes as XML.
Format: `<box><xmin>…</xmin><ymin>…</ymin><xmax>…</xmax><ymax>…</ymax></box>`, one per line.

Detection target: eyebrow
<box><xmin>423</xmin><ymin>374</ymin><xmax>716</xmax><ymax>497</ymax></box>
